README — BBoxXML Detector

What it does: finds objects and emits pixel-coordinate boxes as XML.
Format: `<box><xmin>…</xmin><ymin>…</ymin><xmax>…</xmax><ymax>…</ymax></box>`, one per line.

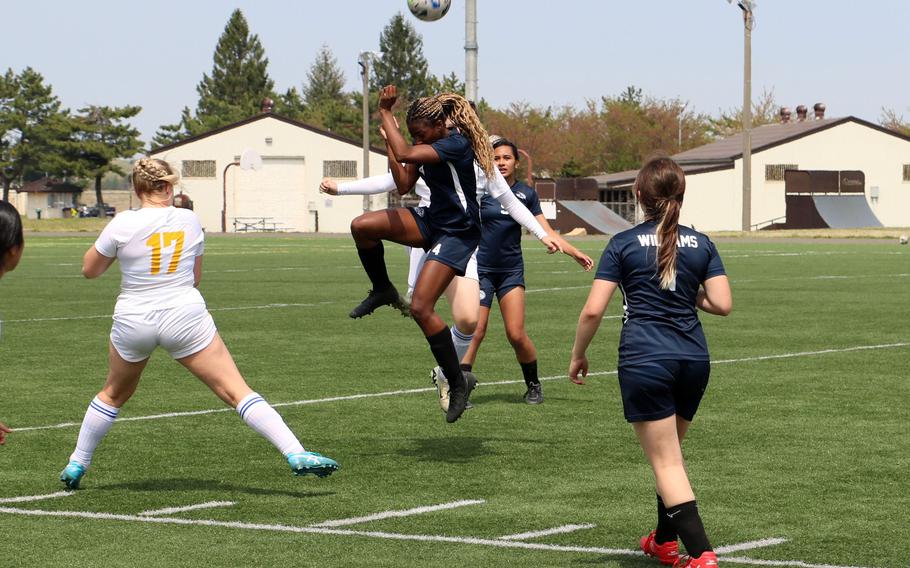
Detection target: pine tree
<box><xmin>303</xmin><ymin>45</ymin><xmax>346</xmax><ymax>106</ymax></box>
<box><xmin>372</xmin><ymin>13</ymin><xmax>431</xmax><ymax>99</ymax></box>
<box><xmin>0</xmin><ymin>68</ymin><xmax>73</xmax><ymax>202</ymax></box>
<box><xmin>154</xmin><ymin>9</ymin><xmax>275</xmax><ymax>143</ymax></box>
<box><xmin>70</xmin><ymin>105</ymin><xmax>143</xmax><ymax>205</ymax></box>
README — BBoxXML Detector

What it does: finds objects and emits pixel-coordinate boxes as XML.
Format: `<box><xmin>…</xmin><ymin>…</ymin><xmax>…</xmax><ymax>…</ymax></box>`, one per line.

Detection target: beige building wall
<box><xmin>678</xmin><ymin>168</ymin><xmax>738</xmax><ymax>231</ymax></box>
<box><xmin>151</xmin><ymin>116</ymin><xmax>388</xmax><ymax>233</ymax></box>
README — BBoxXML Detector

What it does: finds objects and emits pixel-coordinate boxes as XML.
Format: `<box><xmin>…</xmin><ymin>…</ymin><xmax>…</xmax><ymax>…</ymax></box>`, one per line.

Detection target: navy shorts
<box><xmin>408</xmin><ymin>207</ymin><xmax>480</xmax><ymax>277</ymax></box>
<box><xmin>617</xmin><ymin>360</ymin><xmax>710</xmax><ymax>422</ymax></box>
<box><xmin>478</xmin><ymin>270</ymin><xmax>525</xmax><ymax>308</ymax></box>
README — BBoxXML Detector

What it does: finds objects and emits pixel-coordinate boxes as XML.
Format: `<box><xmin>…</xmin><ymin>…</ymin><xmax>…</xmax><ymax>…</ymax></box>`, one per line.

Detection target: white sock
<box><xmin>236</xmin><ymin>392</ymin><xmax>304</xmax><ymax>457</ymax></box>
<box><xmin>451</xmin><ymin>325</ymin><xmax>474</xmax><ymax>364</ymax></box>
<box><xmin>69</xmin><ymin>396</ymin><xmax>119</xmax><ymax>467</ymax></box>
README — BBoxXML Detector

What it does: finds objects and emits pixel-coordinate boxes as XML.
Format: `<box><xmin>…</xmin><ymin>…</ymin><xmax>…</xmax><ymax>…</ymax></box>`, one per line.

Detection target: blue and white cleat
<box><xmin>60</xmin><ymin>461</ymin><xmax>86</xmax><ymax>489</ymax></box>
<box><xmin>287</xmin><ymin>451</ymin><xmax>339</xmax><ymax>478</ymax></box>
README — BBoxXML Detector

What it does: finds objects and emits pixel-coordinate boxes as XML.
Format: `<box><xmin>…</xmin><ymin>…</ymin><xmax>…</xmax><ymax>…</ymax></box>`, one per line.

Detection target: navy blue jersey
<box><xmin>595</xmin><ymin>221</ymin><xmax>726</xmax><ymax>365</ymax></box>
<box><xmin>417</xmin><ymin>132</ymin><xmax>480</xmax><ymax>235</ymax></box>
<box><xmin>477</xmin><ymin>181</ymin><xmax>543</xmax><ymax>272</ymax></box>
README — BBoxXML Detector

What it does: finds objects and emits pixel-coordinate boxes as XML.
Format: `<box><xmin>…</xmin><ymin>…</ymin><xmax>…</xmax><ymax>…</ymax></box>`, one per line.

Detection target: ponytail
<box><xmin>633</xmin><ymin>157</ymin><xmax>686</xmax><ymax>290</ymax></box>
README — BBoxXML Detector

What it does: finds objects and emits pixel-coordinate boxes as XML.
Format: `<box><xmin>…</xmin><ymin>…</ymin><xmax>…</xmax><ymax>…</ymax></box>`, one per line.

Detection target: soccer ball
<box><xmin>900</xmin><ymin>235</ymin><xmax>908</xmax><ymax>245</ymax></box>
<box><xmin>407</xmin><ymin>0</ymin><xmax>451</xmax><ymax>22</ymax></box>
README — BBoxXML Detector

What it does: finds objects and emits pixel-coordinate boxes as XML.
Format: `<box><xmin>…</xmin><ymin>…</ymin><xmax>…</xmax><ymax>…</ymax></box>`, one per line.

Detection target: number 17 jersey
<box><xmin>94</xmin><ymin>207</ymin><xmax>206</xmax><ymax>315</ymax></box>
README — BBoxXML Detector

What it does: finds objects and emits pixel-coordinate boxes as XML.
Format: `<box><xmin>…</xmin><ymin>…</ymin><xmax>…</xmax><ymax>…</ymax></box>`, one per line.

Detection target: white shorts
<box><xmin>110</xmin><ymin>303</ymin><xmax>217</xmax><ymax>363</ymax></box>
<box><xmin>406</xmin><ymin>246</ymin><xmax>478</xmax><ymax>292</ymax></box>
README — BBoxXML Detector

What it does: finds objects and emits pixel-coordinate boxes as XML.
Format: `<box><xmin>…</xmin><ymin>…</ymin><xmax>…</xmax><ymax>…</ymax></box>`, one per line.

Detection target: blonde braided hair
<box><xmin>407</xmin><ymin>93</ymin><xmax>495</xmax><ymax>177</ymax></box>
<box><xmin>132</xmin><ymin>158</ymin><xmax>180</xmax><ymax>195</ymax></box>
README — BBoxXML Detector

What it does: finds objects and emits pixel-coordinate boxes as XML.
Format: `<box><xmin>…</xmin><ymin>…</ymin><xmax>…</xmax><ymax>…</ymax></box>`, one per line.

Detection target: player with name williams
<box><xmin>569</xmin><ymin>156</ymin><xmax>732</xmax><ymax>568</ymax></box>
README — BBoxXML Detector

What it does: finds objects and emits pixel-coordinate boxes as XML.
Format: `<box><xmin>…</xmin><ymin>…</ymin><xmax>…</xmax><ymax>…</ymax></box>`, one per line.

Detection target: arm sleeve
<box><xmin>704</xmin><ymin>236</ymin><xmax>726</xmax><ymax>279</ymax></box>
<box><xmin>93</xmin><ymin>216</ymin><xmax>122</xmax><ymax>257</ymax></box>
<box><xmin>337</xmin><ymin>173</ymin><xmax>397</xmax><ymax>195</ymax></box>
<box><xmin>594</xmin><ymin>238</ymin><xmax>623</xmax><ymax>282</ymax></box>
<box><xmin>486</xmin><ymin>169</ymin><xmax>548</xmax><ymax>239</ymax></box>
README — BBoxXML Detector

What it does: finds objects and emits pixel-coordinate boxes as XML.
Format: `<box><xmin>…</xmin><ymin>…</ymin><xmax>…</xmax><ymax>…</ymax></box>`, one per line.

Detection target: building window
<box><xmin>765</xmin><ymin>164</ymin><xmax>798</xmax><ymax>182</ymax></box>
<box><xmin>903</xmin><ymin>164</ymin><xmax>910</xmax><ymax>182</ymax></box>
<box><xmin>323</xmin><ymin>160</ymin><xmax>357</xmax><ymax>178</ymax></box>
<box><xmin>182</xmin><ymin>160</ymin><xmax>216</xmax><ymax>178</ymax></box>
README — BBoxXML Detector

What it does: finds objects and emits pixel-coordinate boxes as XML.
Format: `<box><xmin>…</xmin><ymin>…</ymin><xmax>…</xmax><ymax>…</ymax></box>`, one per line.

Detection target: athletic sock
<box><xmin>655</xmin><ymin>493</ymin><xmax>678</xmax><ymax>544</ymax></box>
<box><xmin>460</xmin><ymin>363</ymin><xmax>473</xmax><ymax>373</ymax></box>
<box><xmin>69</xmin><ymin>396</ymin><xmax>119</xmax><ymax>467</ymax></box>
<box><xmin>450</xmin><ymin>325</ymin><xmax>474</xmax><ymax>363</ymax></box>
<box><xmin>426</xmin><ymin>328</ymin><xmax>466</xmax><ymax>391</ymax></box>
<box><xmin>665</xmin><ymin>500</ymin><xmax>712</xmax><ymax>558</ymax></box>
<box><xmin>357</xmin><ymin>242</ymin><xmax>392</xmax><ymax>291</ymax></box>
<box><xmin>236</xmin><ymin>392</ymin><xmax>305</xmax><ymax>457</ymax></box>
<box><xmin>520</xmin><ymin>360</ymin><xmax>539</xmax><ymax>386</ymax></box>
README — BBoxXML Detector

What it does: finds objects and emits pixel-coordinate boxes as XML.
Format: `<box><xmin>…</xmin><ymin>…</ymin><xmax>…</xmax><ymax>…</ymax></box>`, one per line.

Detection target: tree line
<box><xmin>3</xmin><ymin>9</ymin><xmax>908</xmax><ymax>206</ymax></box>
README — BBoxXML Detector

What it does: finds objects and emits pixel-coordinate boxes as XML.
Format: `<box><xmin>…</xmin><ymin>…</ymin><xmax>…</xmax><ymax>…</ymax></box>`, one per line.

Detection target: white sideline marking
<box><xmin>0</xmin><ymin>491</ymin><xmax>73</xmax><ymax>504</ymax></box>
<box><xmin>13</xmin><ymin>342</ymin><xmax>909</xmax><ymax>433</ymax></box>
<box><xmin>0</xmin><ymin>506</ymin><xmax>872</xmax><ymax>568</ymax></box>
<box><xmin>715</xmin><ymin>537</ymin><xmax>788</xmax><ymax>553</ymax></box>
<box><xmin>497</xmin><ymin>523</ymin><xmax>596</xmax><ymax>540</ymax></box>
<box><xmin>138</xmin><ymin>501</ymin><xmax>236</xmax><ymax>517</ymax></box>
<box><xmin>310</xmin><ymin>500</ymin><xmax>485</xmax><ymax>528</ymax></box>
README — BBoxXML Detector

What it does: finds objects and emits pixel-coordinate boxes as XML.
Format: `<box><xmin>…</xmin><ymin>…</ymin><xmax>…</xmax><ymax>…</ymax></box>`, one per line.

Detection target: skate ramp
<box><xmin>812</xmin><ymin>195</ymin><xmax>882</xmax><ymax>228</ymax></box>
<box><xmin>558</xmin><ymin>201</ymin><xmax>633</xmax><ymax>235</ymax></box>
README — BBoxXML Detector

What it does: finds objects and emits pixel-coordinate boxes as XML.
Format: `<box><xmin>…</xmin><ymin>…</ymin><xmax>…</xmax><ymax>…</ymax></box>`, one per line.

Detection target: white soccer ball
<box><xmin>407</xmin><ymin>0</ymin><xmax>452</xmax><ymax>22</ymax></box>
<box><xmin>900</xmin><ymin>235</ymin><xmax>909</xmax><ymax>245</ymax></box>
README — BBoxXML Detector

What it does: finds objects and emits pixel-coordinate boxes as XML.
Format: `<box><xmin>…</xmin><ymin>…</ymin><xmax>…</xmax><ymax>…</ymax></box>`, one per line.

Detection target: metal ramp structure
<box><xmin>557</xmin><ymin>200</ymin><xmax>633</xmax><ymax>235</ymax></box>
<box><xmin>811</xmin><ymin>195</ymin><xmax>882</xmax><ymax>228</ymax></box>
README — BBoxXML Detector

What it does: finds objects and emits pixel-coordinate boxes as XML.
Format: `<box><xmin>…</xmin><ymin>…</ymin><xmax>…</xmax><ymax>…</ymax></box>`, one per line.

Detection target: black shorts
<box><xmin>478</xmin><ymin>269</ymin><xmax>525</xmax><ymax>308</ymax></box>
<box><xmin>617</xmin><ymin>360</ymin><xmax>710</xmax><ymax>422</ymax></box>
<box><xmin>409</xmin><ymin>207</ymin><xmax>480</xmax><ymax>277</ymax></box>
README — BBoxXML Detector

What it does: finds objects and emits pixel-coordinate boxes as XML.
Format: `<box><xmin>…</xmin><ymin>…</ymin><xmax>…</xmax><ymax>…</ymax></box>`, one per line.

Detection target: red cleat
<box><xmin>673</xmin><ymin>551</ymin><xmax>718</xmax><ymax>568</ymax></box>
<box><xmin>640</xmin><ymin>530</ymin><xmax>679</xmax><ymax>565</ymax></box>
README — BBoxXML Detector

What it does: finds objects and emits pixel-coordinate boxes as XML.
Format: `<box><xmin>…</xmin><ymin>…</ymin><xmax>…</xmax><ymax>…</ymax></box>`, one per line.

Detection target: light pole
<box><xmin>678</xmin><ymin>101</ymin><xmax>688</xmax><ymax>152</ymax></box>
<box><xmin>729</xmin><ymin>0</ymin><xmax>754</xmax><ymax>231</ymax></box>
<box><xmin>359</xmin><ymin>51</ymin><xmax>379</xmax><ymax>212</ymax></box>
<box><xmin>465</xmin><ymin>0</ymin><xmax>478</xmax><ymax>102</ymax></box>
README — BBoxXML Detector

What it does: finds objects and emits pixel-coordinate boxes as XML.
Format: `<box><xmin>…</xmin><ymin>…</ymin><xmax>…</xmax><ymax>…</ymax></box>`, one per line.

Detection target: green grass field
<box><xmin>0</xmin><ymin>234</ymin><xmax>907</xmax><ymax>568</ymax></box>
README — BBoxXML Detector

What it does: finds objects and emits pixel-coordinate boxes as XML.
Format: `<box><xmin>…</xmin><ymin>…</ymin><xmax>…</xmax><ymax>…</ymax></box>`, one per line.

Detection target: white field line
<box><xmin>497</xmin><ymin>523</ymin><xmax>596</xmax><ymax>540</ymax></box>
<box><xmin>310</xmin><ymin>500</ymin><xmax>485</xmax><ymax>528</ymax></box>
<box><xmin>715</xmin><ymin>537</ymin><xmax>788</xmax><ymax>553</ymax></box>
<box><xmin>13</xmin><ymin>342</ymin><xmax>909</xmax><ymax>433</ymax></box>
<box><xmin>0</xmin><ymin>506</ymin><xmax>872</xmax><ymax>568</ymax></box>
<box><xmin>138</xmin><ymin>501</ymin><xmax>236</xmax><ymax>517</ymax></box>
<box><xmin>0</xmin><ymin>491</ymin><xmax>73</xmax><ymax>504</ymax></box>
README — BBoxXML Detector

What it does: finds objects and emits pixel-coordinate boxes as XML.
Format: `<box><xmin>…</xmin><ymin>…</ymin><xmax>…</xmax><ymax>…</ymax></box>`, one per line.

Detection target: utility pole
<box><xmin>465</xmin><ymin>0</ymin><xmax>478</xmax><ymax>102</ymax></box>
<box><xmin>736</xmin><ymin>1</ymin><xmax>754</xmax><ymax>231</ymax></box>
<box><xmin>359</xmin><ymin>51</ymin><xmax>374</xmax><ymax>212</ymax></box>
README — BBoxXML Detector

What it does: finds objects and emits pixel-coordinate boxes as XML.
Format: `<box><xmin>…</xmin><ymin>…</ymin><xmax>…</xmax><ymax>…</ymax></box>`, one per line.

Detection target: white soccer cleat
<box><xmin>430</xmin><ymin>366</ymin><xmax>450</xmax><ymax>412</ymax></box>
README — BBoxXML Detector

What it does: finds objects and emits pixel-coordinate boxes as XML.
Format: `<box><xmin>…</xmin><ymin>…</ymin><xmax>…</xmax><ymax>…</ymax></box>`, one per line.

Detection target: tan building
<box><xmin>596</xmin><ymin>115</ymin><xmax>910</xmax><ymax>231</ymax></box>
<box><xmin>151</xmin><ymin>112</ymin><xmax>388</xmax><ymax>233</ymax></box>
<box><xmin>12</xmin><ymin>178</ymin><xmax>84</xmax><ymax>219</ymax></box>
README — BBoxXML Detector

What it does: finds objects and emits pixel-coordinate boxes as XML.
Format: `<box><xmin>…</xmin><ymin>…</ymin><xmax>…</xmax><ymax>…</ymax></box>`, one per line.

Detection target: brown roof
<box><xmin>595</xmin><ymin>116</ymin><xmax>910</xmax><ymax>188</ymax></box>
<box><xmin>151</xmin><ymin>112</ymin><xmax>388</xmax><ymax>155</ymax></box>
<box><xmin>18</xmin><ymin>177</ymin><xmax>84</xmax><ymax>193</ymax></box>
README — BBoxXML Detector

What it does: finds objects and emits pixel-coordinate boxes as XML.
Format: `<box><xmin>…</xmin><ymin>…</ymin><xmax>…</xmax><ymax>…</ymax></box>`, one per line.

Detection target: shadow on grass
<box><xmin>395</xmin><ymin>436</ymin><xmax>494</xmax><ymax>464</ymax></box>
<box><xmin>96</xmin><ymin>478</ymin><xmax>335</xmax><ymax>499</ymax></box>
<box><xmin>572</xmin><ymin>555</ymin><xmax>653</xmax><ymax>567</ymax></box>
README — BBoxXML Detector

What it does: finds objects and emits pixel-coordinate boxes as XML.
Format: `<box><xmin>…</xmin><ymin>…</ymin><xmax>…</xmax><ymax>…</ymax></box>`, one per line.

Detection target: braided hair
<box><xmin>132</xmin><ymin>158</ymin><xmax>180</xmax><ymax>196</ymax></box>
<box><xmin>406</xmin><ymin>93</ymin><xmax>495</xmax><ymax>177</ymax></box>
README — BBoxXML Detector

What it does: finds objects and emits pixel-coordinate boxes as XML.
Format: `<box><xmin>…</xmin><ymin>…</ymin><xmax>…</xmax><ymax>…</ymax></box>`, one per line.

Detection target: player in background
<box><xmin>321</xmin><ymin>125</ymin><xmax>561</xmax><ymax>412</ymax></box>
<box><xmin>343</xmin><ymin>85</ymin><xmax>560</xmax><ymax>423</ymax></box>
<box><xmin>0</xmin><ymin>199</ymin><xmax>25</xmax><ymax>444</ymax></box>
<box><xmin>462</xmin><ymin>136</ymin><xmax>593</xmax><ymax>405</ymax></box>
<box><xmin>59</xmin><ymin>158</ymin><xmax>338</xmax><ymax>489</ymax></box>
<box><xmin>569</xmin><ymin>157</ymin><xmax>731</xmax><ymax>568</ymax></box>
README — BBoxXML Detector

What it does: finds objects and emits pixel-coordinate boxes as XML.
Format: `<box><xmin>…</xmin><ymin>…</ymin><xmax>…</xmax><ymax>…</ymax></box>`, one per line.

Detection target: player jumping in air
<box><xmin>569</xmin><ymin>157</ymin><xmax>731</xmax><ymax>567</ymax></box>
<box><xmin>59</xmin><ymin>159</ymin><xmax>338</xmax><ymax>489</ymax></box>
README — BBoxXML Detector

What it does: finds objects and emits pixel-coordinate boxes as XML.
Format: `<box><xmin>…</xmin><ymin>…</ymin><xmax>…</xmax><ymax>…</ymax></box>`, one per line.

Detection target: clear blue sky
<box><xmin>4</xmin><ymin>1</ymin><xmax>908</xmax><ymax>144</ymax></box>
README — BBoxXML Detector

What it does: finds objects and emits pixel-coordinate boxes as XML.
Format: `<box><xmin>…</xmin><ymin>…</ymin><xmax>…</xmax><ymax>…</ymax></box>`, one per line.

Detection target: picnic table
<box><xmin>233</xmin><ymin>217</ymin><xmax>293</xmax><ymax>232</ymax></box>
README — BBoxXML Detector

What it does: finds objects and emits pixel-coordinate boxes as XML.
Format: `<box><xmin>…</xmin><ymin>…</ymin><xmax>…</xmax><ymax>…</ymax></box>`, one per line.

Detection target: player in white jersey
<box><xmin>59</xmin><ymin>158</ymin><xmax>338</xmax><ymax>489</ymax></box>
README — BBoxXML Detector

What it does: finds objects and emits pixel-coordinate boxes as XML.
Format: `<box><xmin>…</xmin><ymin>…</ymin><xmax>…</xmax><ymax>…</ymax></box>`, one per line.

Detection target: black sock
<box><xmin>665</xmin><ymin>500</ymin><xmax>712</xmax><ymax>558</ymax></box>
<box><xmin>520</xmin><ymin>360</ymin><xmax>539</xmax><ymax>386</ymax></box>
<box><xmin>460</xmin><ymin>363</ymin><xmax>472</xmax><ymax>372</ymax></box>
<box><xmin>426</xmin><ymin>329</ymin><xmax>466</xmax><ymax>390</ymax></box>
<box><xmin>357</xmin><ymin>242</ymin><xmax>392</xmax><ymax>291</ymax></box>
<box><xmin>654</xmin><ymin>493</ymin><xmax>677</xmax><ymax>544</ymax></box>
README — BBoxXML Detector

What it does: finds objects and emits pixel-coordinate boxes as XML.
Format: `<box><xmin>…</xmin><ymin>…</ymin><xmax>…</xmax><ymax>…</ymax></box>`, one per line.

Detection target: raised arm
<box><xmin>383</xmin><ymin>118</ymin><xmax>421</xmax><ymax>194</ymax></box>
<box><xmin>378</xmin><ymin>85</ymin><xmax>441</xmax><ymax>165</ymax></box>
